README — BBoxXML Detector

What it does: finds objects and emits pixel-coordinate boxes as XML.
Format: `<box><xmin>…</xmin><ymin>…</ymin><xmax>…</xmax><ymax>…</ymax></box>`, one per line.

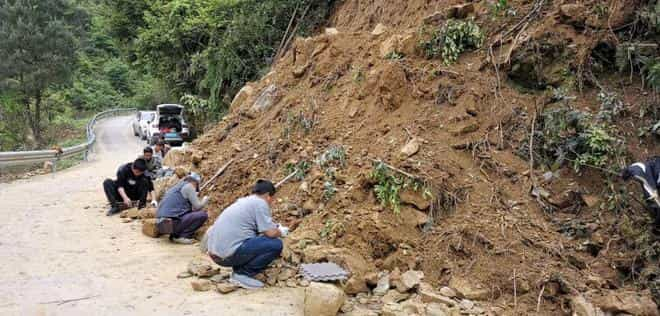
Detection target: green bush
<box><xmin>420</xmin><ymin>19</ymin><xmax>484</xmax><ymax>65</ymax></box>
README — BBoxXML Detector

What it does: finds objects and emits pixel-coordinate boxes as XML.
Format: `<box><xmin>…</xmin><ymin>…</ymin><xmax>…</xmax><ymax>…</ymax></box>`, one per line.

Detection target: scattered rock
<box><xmin>278</xmin><ymin>268</ymin><xmax>296</xmax><ymax>281</ymax></box>
<box><xmin>401</xmin><ymin>206</ymin><xmax>429</xmax><ymax>228</ymax></box>
<box><xmin>345</xmin><ymin>307</ymin><xmax>378</xmax><ymax>316</ymax></box>
<box><xmin>372</xmin><ymin>23</ymin><xmax>388</xmax><ymax>36</ymax></box>
<box><xmin>137</xmin><ymin>207</ymin><xmax>156</xmax><ymax>219</ymax></box>
<box><xmin>426</xmin><ymin>303</ymin><xmax>452</xmax><ymax>316</ymax></box>
<box><xmin>571</xmin><ymin>295</ymin><xmax>602</xmax><ymax>316</ymax></box>
<box><xmin>382</xmin><ymin>289</ymin><xmax>410</xmax><ymax>304</ymax></box>
<box><xmin>43</xmin><ymin>161</ymin><xmax>54</xmax><ymax>172</ymax></box>
<box><xmin>451</xmin><ymin>122</ymin><xmax>479</xmax><ymax>136</ymax></box>
<box><xmin>395</xmin><ymin>270</ymin><xmax>423</xmax><ymax>293</ymax></box>
<box><xmin>458</xmin><ymin>299</ymin><xmax>474</xmax><ymax>311</ymax></box>
<box><xmin>251</xmin><ymin>84</ymin><xmax>280</xmax><ymax>112</ymax></box>
<box><xmin>344</xmin><ymin>275</ymin><xmax>369</xmax><ymax>294</ymax></box>
<box><xmin>439</xmin><ymin>286</ymin><xmax>457</xmax><ymax>298</ymax></box>
<box><xmin>174</xmin><ymin>167</ymin><xmax>188</xmax><ymax>178</ymax></box>
<box><xmin>141</xmin><ymin>218</ymin><xmax>159</xmax><ymax>238</ymax></box>
<box><xmin>419</xmin><ymin>283</ymin><xmax>456</xmax><ymax>306</ymax></box>
<box><xmin>188</xmin><ymin>258</ymin><xmax>220</xmax><ymax>277</ymax></box>
<box><xmin>304</xmin><ymin>282</ymin><xmax>346</xmax><ymax>316</ymax></box>
<box><xmin>560</xmin><ymin>4</ymin><xmax>587</xmax><ymax>26</ymax></box>
<box><xmin>121</xmin><ymin>218</ymin><xmax>132</xmax><ymax>223</ymax></box>
<box><xmin>341</xmin><ymin>300</ymin><xmax>355</xmax><ymax>313</ymax></box>
<box><xmin>299</xmin><ymin>181</ymin><xmax>310</xmax><ymax>194</ymax></box>
<box><xmin>365</xmin><ymin>272</ymin><xmax>379</xmax><ymax>286</ymax></box>
<box><xmin>449</xmin><ymin>277</ymin><xmax>490</xmax><ymax>300</ymax></box>
<box><xmin>177</xmin><ymin>271</ymin><xmax>193</xmax><ymax>279</ymax></box>
<box><xmin>423</xmin><ymin>11</ymin><xmax>445</xmax><ymax>25</ymax></box>
<box><xmin>293</xmin><ymin>63</ymin><xmax>310</xmax><ymax>78</ymax></box>
<box><xmin>191</xmin><ymin>151</ymin><xmax>204</xmax><ymax>164</ymax></box>
<box><xmin>230</xmin><ymin>84</ymin><xmax>254</xmax><ymax>109</ymax></box>
<box><xmin>400</xmin><ymin>138</ymin><xmax>421</xmax><ymax>157</ymax></box>
<box><xmin>120</xmin><ymin>207</ymin><xmax>139</xmax><ymax>219</ymax></box>
<box><xmin>191</xmin><ymin>279</ymin><xmax>213</xmax><ymax>292</ymax></box>
<box><xmin>216</xmin><ymin>283</ymin><xmax>238</xmax><ymax>294</ymax></box>
<box><xmin>593</xmin><ymin>290</ymin><xmax>659</xmax><ymax>316</ymax></box>
<box><xmin>325</xmin><ymin>28</ymin><xmax>339</xmax><ymax>35</ymax></box>
<box><xmin>374</xmin><ymin>273</ymin><xmax>391</xmax><ymax>296</ymax></box>
<box><xmin>581</xmin><ymin>194</ymin><xmax>601</xmax><ymax>208</ymax></box>
<box><xmin>302</xmin><ymin>200</ymin><xmax>316</xmax><ymax>213</ymax></box>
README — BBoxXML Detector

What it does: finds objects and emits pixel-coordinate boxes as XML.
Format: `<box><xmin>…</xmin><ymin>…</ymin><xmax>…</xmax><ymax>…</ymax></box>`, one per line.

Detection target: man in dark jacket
<box><xmin>621</xmin><ymin>156</ymin><xmax>660</xmax><ymax>234</ymax></box>
<box><xmin>156</xmin><ymin>172</ymin><xmax>209</xmax><ymax>244</ymax></box>
<box><xmin>103</xmin><ymin>158</ymin><xmax>152</xmax><ymax>216</ymax></box>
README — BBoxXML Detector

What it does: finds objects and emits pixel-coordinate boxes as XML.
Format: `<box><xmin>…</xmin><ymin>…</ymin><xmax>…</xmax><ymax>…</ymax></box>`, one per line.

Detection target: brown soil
<box><xmin>168</xmin><ymin>0</ymin><xmax>658</xmax><ymax>314</ymax></box>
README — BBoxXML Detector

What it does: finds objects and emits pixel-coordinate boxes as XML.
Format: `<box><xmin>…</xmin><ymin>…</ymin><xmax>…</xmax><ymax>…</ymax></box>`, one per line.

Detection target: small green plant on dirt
<box><xmin>491</xmin><ymin>0</ymin><xmax>516</xmax><ymax>17</ymax></box>
<box><xmin>317</xmin><ymin>145</ymin><xmax>347</xmax><ymax>168</ymax></box>
<box><xmin>322</xmin><ymin>181</ymin><xmax>337</xmax><ymax>201</ymax></box>
<box><xmin>537</xmin><ymin>106</ymin><xmax>624</xmax><ymax>172</ymax></box>
<box><xmin>351</xmin><ymin>66</ymin><xmax>365</xmax><ymax>83</ymax></box>
<box><xmin>370</xmin><ymin>161</ymin><xmax>434</xmax><ymax>214</ymax></box>
<box><xmin>596</xmin><ymin>91</ymin><xmax>624</xmax><ymax>121</ymax></box>
<box><xmin>385</xmin><ymin>51</ymin><xmax>405</xmax><ymax>60</ymax></box>
<box><xmin>285</xmin><ymin>160</ymin><xmax>311</xmax><ymax>180</ymax></box>
<box><xmin>419</xmin><ymin>19</ymin><xmax>484</xmax><ymax>65</ymax></box>
<box><xmin>645</xmin><ymin>58</ymin><xmax>660</xmax><ymax>92</ymax></box>
<box><xmin>593</xmin><ymin>4</ymin><xmax>608</xmax><ymax>18</ymax></box>
<box><xmin>319</xmin><ymin>219</ymin><xmax>345</xmax><ymax>240</ymax></box>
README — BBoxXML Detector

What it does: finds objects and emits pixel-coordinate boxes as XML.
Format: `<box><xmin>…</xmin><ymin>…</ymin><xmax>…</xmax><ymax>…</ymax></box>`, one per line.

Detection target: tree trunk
<box><xmin>32</xmin><ymin>91</ymin><xmax>42</xmax><ymax>145</ymax></box>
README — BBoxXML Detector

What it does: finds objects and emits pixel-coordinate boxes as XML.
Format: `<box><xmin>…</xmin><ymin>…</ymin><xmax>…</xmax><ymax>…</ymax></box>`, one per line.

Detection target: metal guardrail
<box><xmin>0</xmin><ymin>108</ymin><xmax>136</xmax><ymax>170</ymax></box>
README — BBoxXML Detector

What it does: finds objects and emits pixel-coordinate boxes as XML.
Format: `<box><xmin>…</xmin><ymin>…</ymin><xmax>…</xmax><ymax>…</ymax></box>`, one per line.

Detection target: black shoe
<box><xmin>106</xmin><ymin>206</ymin><xmax>120</xmax><ymax>216</ymax></box>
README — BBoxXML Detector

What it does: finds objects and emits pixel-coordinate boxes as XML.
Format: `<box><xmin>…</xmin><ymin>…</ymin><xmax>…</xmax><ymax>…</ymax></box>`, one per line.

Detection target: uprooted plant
<box><xmin>316</xmin><ymin>145</ymin><xmax>347</xmax><ymax>202</ymax></box>
<box><xmin>370</xmin><ymin>160</ymin><xmax>433</xmax><ymax>214</ymax></box>
<box><xmin>284</xmin><ymin>160</ymin><xmax>311</xmax><ymax>181</ymax></box>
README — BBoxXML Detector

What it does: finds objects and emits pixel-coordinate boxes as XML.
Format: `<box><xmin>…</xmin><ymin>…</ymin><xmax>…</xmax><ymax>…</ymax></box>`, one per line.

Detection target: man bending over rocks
<box><xmin>103</xmin><ymin>158</ymin><xmax>152</xmax><ymax>216</ymax></box>
<box><xmin>156</xmin><ymin>172</ymin><xmax>209</xmax><ymax>244</ymax></box>
<box><xmin>206</xmin><ymin>180</ymin><xmax>289</xmax><ymax>289</ymax></box>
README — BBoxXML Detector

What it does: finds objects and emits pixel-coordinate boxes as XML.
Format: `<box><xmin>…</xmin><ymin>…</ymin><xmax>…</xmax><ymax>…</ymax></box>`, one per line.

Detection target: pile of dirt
<box><xmin>166</xmin><ymin>0</ymin><xmax>659</xmax><ymax>314</ymax></box>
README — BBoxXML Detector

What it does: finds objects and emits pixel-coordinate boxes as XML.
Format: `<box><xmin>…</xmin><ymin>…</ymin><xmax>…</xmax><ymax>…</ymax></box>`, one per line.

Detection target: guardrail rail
<box><xmin>0</xmin><ymin>108</ymin><xmax>136</xmax><ymax>171</ymax></box>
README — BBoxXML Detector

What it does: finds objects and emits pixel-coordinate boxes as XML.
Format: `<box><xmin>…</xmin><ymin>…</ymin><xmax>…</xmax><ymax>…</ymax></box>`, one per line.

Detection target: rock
<box><xmin>344</xmin><ymin>275</ymin><xmax>369</xmax><ymax>294</ymax></box>
<box><xmin>445</xmin><ymin>3</ymin><xmax>474</xmax><ymax>19</ymax></box>
<box><xmin>278</xmin><ymin>268</ymin><xmax>296</xmax><ymax>281</ymax></box>
<box><xmin>426</xmin><ymin>303</ymin><xmax>451</xmax><ymax>316</ymax></box>
<box><xmin>439</xmin><ymin>286</ymin><xmax>457</xmax><ymax>298</ymax></box>
<box><xmin>400</xmin><ymin>189</ymin><xmax>431</xmax><ymax>210</ymax></box>
<box><xmin>141</xmin><ymin>218</ymin><xmax>159</xmax><ymax>238</ymax></box>
<box><xmin>395</xmin><ymin>270</ymin><xmax>423</xmax><ymax>292</ymax></box>
<box><xmin>449</xmin><ymin>277</ymin><xmax>490</xmax><ymax>300</ymax></box>
<box><xmin>401</xmin><ymin>298</ymin><xmax>426</xmax><ymax>314</ymax></box>
<box><xmin>120</xmin><ymin>207</ymin><xmax>139</xmax><ymax>219</ymax></box>
<box><xmin>216</xmin><ymin>283</ymin><xmax>238</xmax><ymax>294</ymax></box>
<box><xmin>423</xmin><ymin>11</ymin><xmax>445</xmax><ymax>26</ymax></box>
<box><xmin>374</xmin><ymin>273</ymin><xmax>391</xmax><ymax>296</ymax></box>
<box><xmin>571</xmin><ymin>295</ymin><xmax>602</xmax><ymax>316</ymax></box>
<box><xmin>43</xmin><ymin>161</ymin><xmax>53</xmax><ymax>172</ymax></box>
<box><xmin>302</xmin><ymin>200</ymin><xmax>316</xmax><ymax>214</ymax></box>
<box><xmin>325</xmin><ymin>28</ymin><xmax>338</xmax><ymax>35</ymax></box>
<box><xmin>304</xmin><ymin>282</ymin><xmax>346</xmax><ymax>316</ymax></box>
<box><xmin>458</xmin><ymin>299</ymin><xmax>474</xmax><ymax>311</ymax></box>
<box><xmin>382</xmin><ymin>289</ymin><xmax>410</xmax><ymax>304</ymax></box>
<box><xmin>372</xmin><ymin>23</ymin><xmax>388</xmax><ymax>36</ymax></box>
<box><xmin>341</xmin><ymin>300</ymin><xmax>355</xmax><ymax>313</ymax></box>
<box><xmin>593</xmin><ymin>290</ymin><xmax>659</xmax><ymax>316</ymax></box>
<box><xmin>138</xmin><ymin>207</ymin><xmax>156</xmax><ymax>219</ymax></box>
<box><xmin>365</xmin><ymin>272</ymin><xmax>379</xmax><ymax>286</ymax></box>
<box><xmin>581</xmin><ymin>194</ymin><xmax>601</xmax><ymax>208</ymax></box>
<box><xmin>381</xmin><ymin>302</ymin><xmax>405</xmax><ymax>316</ymax></box>
<box><xmin>379</xmin><ymin>33</ymin><xmax>417</xmax><ymax>58</ymax></box>
<box><xmin>345</xmin><ymin>307</ymin><xmax>379</xmax><ymax>316</ymax></box>
<box><xmin>401</xmin><ymin>206</ymin><xmax>429</xmax><ymax>228</ymax></box>
<box><xmin>188</xmin><ymin>258</ymin><xmax>220</xmax><ymax>277</ymax></box>
<box><xmin>177</xmin><ymin>271</ymin><xmax>193</xmax><ymax>279</ymax></box>
<box><xmin>299</xmin><ymin>181</ymin><xmax>310</xmax><ymax>193</ymax></box>
<box><xmin>230</xmin><ymin>84</ymin><xmax>254</xmax><ymax>109</ymax></box>
<box><xmin>451</xmin><ymin>122</ymin><xmax>479</xmax><ymax>136</ymax></box>
<box><xmin>299</xmin><ymin>279</ymin><xmax>310</xmax><ymax>287</ymax></box>
<box><xmin>209</xmin><ymin>269</ymin><xmax>231</xmax><ymax>282</ymax></box>
<box><xmin>400</xmin><ymin>138</ymin><xmax>421</xmax><ymax>157</ymax></box>
<box><xmin>121</xmin><ymin>218</ymin><xmax>132</xmax><ymax>223</ymax></box>
<box><xmin>191</xmin><ymin>279</ymin><xmax>213</xmax><ymax>292</ymax></box>
<box><xmin>251</xmin><ymin>84</ymin><xmax>280</xmax><ymax>112</ymax></box>
<box><xmin>419</xmin><ymin>283</ymin><xmax>456</xmax><ymax>306</ymax></box>
<box><xmin>191</xmin><ymin>152</ymin><xmax>203</xmax><ymax>165</ymax></box>
<box><xmin>292</xmin><ymin>63</ymin><xmax>310</xmax><ymax>78</ymax></box>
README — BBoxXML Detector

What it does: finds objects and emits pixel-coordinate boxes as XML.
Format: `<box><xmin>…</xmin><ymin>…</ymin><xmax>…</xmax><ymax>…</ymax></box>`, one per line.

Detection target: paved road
<box><xmin>0</xmin><ymin>116</ymin><xmax>303</xmax><ymax>316</ymax></box>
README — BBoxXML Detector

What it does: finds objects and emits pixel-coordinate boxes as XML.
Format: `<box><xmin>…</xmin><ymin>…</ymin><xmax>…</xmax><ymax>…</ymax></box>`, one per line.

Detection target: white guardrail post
<box><xmin>0</xmin><ymin>108</ymin><xmax>136</xmax><ymax>169</ymax></box>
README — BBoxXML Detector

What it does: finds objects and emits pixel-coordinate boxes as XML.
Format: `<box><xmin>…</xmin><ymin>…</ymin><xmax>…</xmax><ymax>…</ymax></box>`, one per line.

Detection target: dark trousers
<box><xmin>211</xmin><ymin>236</ymin><xmax>283</xmax><ymax>277</ymax></box>
<box><xmin>171</xmin><ymin>211</ymin><xmax>208</xmax><ymax>239</ymax></box>
<box><xmin>102</xmin><ymin>179</ymin><xmax>149</xmax><ymax>208</ymax></box>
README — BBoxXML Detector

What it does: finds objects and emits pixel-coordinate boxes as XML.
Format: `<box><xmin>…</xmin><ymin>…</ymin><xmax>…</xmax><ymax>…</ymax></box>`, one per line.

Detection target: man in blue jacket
<box><xmin>156</xmin><ymin>172</ymin><xmax>209</xmax><ymax>244</ymax></box>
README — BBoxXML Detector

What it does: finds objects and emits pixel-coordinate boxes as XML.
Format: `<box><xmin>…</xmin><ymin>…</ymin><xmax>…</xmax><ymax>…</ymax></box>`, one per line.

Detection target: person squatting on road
<box><xmin>140</xmin><ymin>146</ymin><xmax>162</xmax><ymax>179</ymax></box>
<box><xmin>153</xmin><ymin>140</ymin><xmax>169</xmax><ymax>161</ymax></box>
<box><xmin>156</xmin><ymin>172</ymin><xmax>209</xmax><ymax>244</ymax></box>
<box><xmin>621</xmin><ymin>156</ymin><xmax>660</xmax><ymax>235</ymax></box>
<box><xmin>206</xmin><ymin>180</ymin><xmax>289</xmax><ymax>289</ymax></box>
<box><xmin>103</xmin><ymin>158</ymin><xmax>153</xmax><ymax>216</ymax></box>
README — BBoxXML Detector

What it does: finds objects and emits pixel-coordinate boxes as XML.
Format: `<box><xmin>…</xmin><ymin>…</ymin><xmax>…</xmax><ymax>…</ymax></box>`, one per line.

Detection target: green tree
<box><xmin>0</xmin><ymin>0</ymin><xmax>89</xmax><ymax>143</ymax></box>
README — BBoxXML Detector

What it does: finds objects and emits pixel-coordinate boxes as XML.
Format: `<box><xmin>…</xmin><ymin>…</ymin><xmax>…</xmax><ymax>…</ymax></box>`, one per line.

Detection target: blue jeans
<box><xmin>211</xmin><ymin>236</ymin><xmax>283</xmax><ymax>277</ymax></box>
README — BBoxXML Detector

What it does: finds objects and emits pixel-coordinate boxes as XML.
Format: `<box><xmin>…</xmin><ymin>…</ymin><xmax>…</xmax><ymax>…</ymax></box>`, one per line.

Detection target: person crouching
<box><xmin>206</xmin><ymin>180</ymin><xmax>289</xmax><ymax>289</ymax></box>
<box><xmin>156</xmin><ymin>172</ymin><xmax>209</xmax><ymax>244</ymax></box>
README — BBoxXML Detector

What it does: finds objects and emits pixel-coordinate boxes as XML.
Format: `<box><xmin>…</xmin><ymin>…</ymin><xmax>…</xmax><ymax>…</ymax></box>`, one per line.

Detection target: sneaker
<box><xmin>171</xmin><ymin>237</ymin><xmax>195</xmax><ymax>244</ymax></box>
<box><xmin>106</xmin><ymin>206</ymin><xmax>120</xmax><ymax>216</ymax></box>
<box><xmin>230</xmin><ymin>272</ymin><xmax>264</xmax><ymax>289</ymax></box>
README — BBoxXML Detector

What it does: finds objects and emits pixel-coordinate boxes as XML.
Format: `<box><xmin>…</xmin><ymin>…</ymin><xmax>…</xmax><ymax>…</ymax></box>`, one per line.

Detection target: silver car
<box><xmin>132</xmin><ymin>111</ymin><xmax>156</xmax><ymax>140</ymax></box>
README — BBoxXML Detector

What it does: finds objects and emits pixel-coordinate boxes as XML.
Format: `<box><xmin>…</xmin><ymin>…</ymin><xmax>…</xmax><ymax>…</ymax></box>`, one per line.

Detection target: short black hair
<box><xmin>252</xmin><ymin>179</ymin><xmax>276</xmax><ymax>196</ymax></box>
<box><xmin>132</xmin><ymin>158</ymin><xmax>147</xmax><ymax>172</ymax></box>
<box><xmin>143</xmin><ymin>147</ymin><xmax>153</xmax><ymax>154</ymax></box>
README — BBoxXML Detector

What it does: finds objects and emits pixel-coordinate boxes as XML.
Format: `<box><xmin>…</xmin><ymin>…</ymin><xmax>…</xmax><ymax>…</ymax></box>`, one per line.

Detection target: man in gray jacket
<box><xmin>156</xmin><ymin>172</ymin><xmax>209</xmax><ymax>244</ymax></box>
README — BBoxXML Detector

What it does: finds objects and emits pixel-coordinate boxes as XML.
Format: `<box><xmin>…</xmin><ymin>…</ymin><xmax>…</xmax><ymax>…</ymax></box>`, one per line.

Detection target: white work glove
<box><xmin>277</xmin><ymin>224</ymin><xmax>289</xmax><ymax>237</ymax></box>
<box><xmin>151</xmin><ymin>200</ymin><xmax>158</xmax><ymax>208</ymax></box>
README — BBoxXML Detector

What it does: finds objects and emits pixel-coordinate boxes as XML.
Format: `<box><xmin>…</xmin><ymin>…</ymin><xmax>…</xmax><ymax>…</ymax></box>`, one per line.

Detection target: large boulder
<box><xmin>230</xmin><ymin>84</ymin><xmax>255</xmax><ymax>109</ymax></box>
<box><xmin>570</xmin><ymin>295</ymin><xmax>603</xmax><ymax>316</ymax></box>
<box><xmin>162</xmin><ymin>148</ymin><xmax>187</xmax><ymax>168</ymax></box>
<box><xmin>304</xmin><ymin>282</ymin><xmax>346</xmax><ymax>316</ymax></box>
<box><xmin>141</xmin><ymin>219</ymin><xmax>159</xmax><ymax>238</ymax></box>
<box><xmin>592</xmin><ymin>291</ymin><xmax>659</xmax><ymax>316</ymax></box>
<box><xmin>449</xmin><ymin>277</ymin><xmax>490</xmax><ymax>300</ymax></box>
<box><xmin>251</xmin><ymin>84</ymin><xmax>280</xmax><ymax>112</ymax></box>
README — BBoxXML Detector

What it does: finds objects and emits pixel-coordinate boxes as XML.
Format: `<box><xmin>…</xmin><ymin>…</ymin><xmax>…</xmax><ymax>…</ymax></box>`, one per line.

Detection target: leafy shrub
<box><xmin>284</xmin><ymin>160</ymin><xmax>311</xmax><ymax>181</ymax></box>
<box><xmin>645</xmin><ymin>58</ymin><xmax>660</xmax><ymax>92</ymax></box>
<box><xmin>538</xmin><ymin>106</ymin><xmax>624</xmax><ymax>172</ymax></box>
<box><xmin>419</xmin><ymin>19</ymin><xmax>484</xmax><ymax>65</ymax></box>
<box><xmin>370</xmin><ymin>161</ymin><xmax>432</xmax><ymax>214</ymax></box>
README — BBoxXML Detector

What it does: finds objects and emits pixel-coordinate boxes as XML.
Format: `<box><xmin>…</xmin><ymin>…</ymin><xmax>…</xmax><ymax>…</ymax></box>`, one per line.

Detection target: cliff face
<box><xmin>173</xmin><ymin>0</ymin><xmax>659</xmax><ymax>313</ymax></box>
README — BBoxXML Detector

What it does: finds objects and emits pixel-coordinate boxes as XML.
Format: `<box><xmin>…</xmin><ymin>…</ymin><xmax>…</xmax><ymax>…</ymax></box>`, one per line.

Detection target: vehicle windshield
<box><xmin>144</xmin><ymin>113</ymin><xmax>155</xmax><ymax>121</ymax></box>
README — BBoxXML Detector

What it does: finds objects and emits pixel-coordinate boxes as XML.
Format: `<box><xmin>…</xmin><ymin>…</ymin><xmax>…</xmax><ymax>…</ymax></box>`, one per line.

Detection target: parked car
<box><xmin>131</xmin><ymin>111</ymin><xmax>156</xmax><ymax>140</ymax></box>
<box><xmin>146</xmin><ymin>104</ymin><xmax>190</xmax><ymax>146</ymax></box>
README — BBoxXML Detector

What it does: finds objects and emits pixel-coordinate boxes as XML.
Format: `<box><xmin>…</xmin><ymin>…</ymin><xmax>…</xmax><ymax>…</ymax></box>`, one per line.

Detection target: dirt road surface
<box><xmin>0</xmin><ymin>116</ymin><xmax>303</xmax><ymax>316</ymax></box>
